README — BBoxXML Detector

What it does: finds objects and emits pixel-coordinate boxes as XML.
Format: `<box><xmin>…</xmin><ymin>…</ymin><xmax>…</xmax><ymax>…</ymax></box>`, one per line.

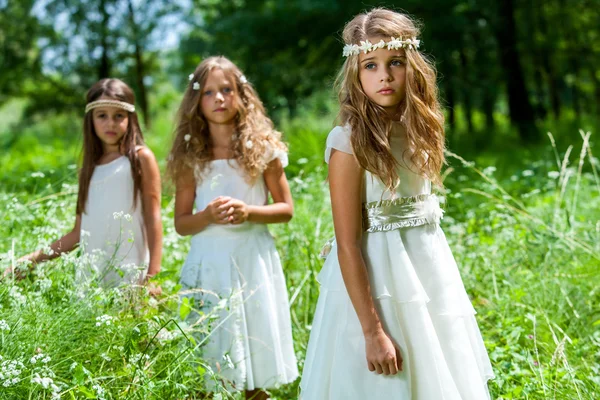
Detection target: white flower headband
<box><xmin>342</xmin><ymin>37</ymin><xmax>420</xmax><ymax>57</ymax></box>
<box><xmin>188</xmin><ymin>72</ymin><xmax>248</xmax><ymax>91</ymax></box>
<box><xmin>85</xmin><ymin>99</ymin><xmax>135</xmax><ymax>114</ymax></box>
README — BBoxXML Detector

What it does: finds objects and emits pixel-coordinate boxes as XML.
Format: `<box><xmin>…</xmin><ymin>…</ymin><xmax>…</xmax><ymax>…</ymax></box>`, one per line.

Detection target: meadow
<box><xmin>0</xmin><ymin>93</ymin><xmax>599</xmax><ymax>399</ymax></box>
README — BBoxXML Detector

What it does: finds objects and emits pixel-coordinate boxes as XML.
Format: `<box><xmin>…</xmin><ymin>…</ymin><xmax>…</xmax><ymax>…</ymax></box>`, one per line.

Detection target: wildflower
<box><xmin>483</xmin><ymin>166</ymin><xmax>496</xmax><ymax>176</ymax></box>
<box><xmin>193</xmin><ymin>82</ymin><xmax>200</xmax><ymax>90</ymax></box>
<box><xmin>245</xmin><ymin>140</ymin><xmax>253</xmax><ymax>149</ymax></box>
<box><xmin>123</xmin><ymin>213</ymin><xmax>132</xmax><ymax>222</ymax></box>
<box><xmin>547</xmin><ymin>171</ymin><xmax>560</xmax><ymax>179</ymax></box>
<box><xmin>240</xmin><ymin>75</ymin><xmax>248</xmax><ymax>84</ymax></box>
<box><xmin>522</xmin><ymin>170</ymin><xmax>534</xmax><ymax>177</ymax></box>
<box><xmin>188</xmin><ymin>73</ymin><xmax>194</xmax><ymax>81</ymax></box>
<box><xmin>184</xmin><ymin>134</ymin><xmax>191</xmax><ymax>142</ymax></box>
<box><xmin>0</xmin><ymin>320</ymin><xmax>9</xmax><ymax>331</ymax></box>
<box><xmin>95</xmin><ymin>315</ymin><xmax>115</xmax><ymax>327</ymax></box>
<box><xmin>113</xmin><ymin>211</ymin><xmax>124</xmax><ymax>220</ymax></box>
<box><xmin>31</xmin><ymin>172</ymin><xmax>45</xmax><ymax>178</ymax></box>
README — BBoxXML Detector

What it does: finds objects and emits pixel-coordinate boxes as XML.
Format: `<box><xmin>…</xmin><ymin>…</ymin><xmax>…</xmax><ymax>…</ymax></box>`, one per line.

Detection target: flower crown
<box><xmin>342</xmin><ymin>37</ymin><xmax>420</xmax><ymax>57</ymax></box>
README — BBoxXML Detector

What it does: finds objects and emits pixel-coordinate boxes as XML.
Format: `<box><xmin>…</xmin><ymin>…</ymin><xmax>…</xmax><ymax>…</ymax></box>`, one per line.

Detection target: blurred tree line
<box><xmin>1</xmin><ymin>0</ymin><xmax>599</xmax><ymax>144</ymax></box>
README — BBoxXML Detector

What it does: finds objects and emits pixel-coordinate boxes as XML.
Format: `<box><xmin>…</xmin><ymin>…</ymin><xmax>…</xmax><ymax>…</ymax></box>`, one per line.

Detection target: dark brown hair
<box><xmin>77</xmin><ymin>78</ymin><xmax>145</xmax><ymax>214</ymax></box>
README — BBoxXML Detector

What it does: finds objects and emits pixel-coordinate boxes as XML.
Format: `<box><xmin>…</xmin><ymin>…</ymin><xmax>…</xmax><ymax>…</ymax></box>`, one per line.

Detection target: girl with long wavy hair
<box><xmin>300</xmin><ymin>8</ymin><xmax>494</xmax><ymax>399</ymax></box>
<box><xmin>167</xmin><ymin>56</ymin><xmax>298</xmax><ymax>399</ymax></box>
<box><xmin>5</xmin><ymin>78</ymin><xmax>162</xmax><ymax>290</ymax></box>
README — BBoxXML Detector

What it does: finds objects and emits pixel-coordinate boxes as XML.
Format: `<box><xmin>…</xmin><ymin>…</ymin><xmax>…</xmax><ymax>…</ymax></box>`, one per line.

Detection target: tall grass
<box><xmin>1</xmin><ymin>95</ymin><xmax>599</xmax><ymax>398</ymax></box>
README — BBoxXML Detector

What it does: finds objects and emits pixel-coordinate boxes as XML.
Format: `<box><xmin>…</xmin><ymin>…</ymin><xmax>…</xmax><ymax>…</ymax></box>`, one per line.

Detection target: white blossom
<box><xmin>245</xmin><ymin>140</ymin><xmax>253</xmax><ymax>149</ymax></box>
<box><xmin>192</xmin><ymin>82</ymin><xmax>200</xmax><ymax>90</ymax></box>
<box><xmin>184</xmin><ymin>134</ymin><xmax>191</xmax><ymax>142</ymax></box>
<box><xmin>188</xmin><ymin>73</ymin><xmax>194</xmax><ymax>81</ymax></box>
<box><xmin>0</xmin><ymin>320</ymin><xmax>9</xmax><ymax>331</ymax></box>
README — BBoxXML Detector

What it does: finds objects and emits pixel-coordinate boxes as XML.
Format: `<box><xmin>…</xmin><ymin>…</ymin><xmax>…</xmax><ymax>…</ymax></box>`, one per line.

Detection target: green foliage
<box><xmin>1</xmin><ymin>103</ymin><xmax>600</xmax><ymax>398</ymax></box>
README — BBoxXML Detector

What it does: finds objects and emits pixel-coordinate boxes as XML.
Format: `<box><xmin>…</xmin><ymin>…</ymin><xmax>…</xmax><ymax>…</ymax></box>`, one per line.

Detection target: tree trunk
<box><xmin>98</xmin><ymin>0</ymin><xmax>110</xmax><ymax>79</ymax></box>
<box><xmin>496</xmin><ymin>0</ymin><xmax>538</xmax><ymax>142</ymax></box>
<box><xmin>127</xmin><ymin>0</ymin><xmax>150</xmax><ymax>127</ymax></box>
<box><xmin>459</xmin><ymin>48</ymin><xmax>473</xmax><ymax>133</ymax></box>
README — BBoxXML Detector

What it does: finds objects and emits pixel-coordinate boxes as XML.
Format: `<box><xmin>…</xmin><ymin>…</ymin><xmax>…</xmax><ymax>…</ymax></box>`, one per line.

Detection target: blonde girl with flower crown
<box><xmin>4</xmin><ymin>78</ymin><xmax>163</xmax><ymax>290</ymax></box>
<box><xmin>167</xmin><ymin>56</ymin><xmax>298</xmax><ymax>399</ymax></box>
<box><xmin>300</xmin><ymin>8</ymin><xmax>494</xmax><ymax>400</ymax></box>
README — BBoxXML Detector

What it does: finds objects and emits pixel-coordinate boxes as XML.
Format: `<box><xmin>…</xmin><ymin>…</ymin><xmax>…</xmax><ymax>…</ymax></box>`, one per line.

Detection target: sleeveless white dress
<box><xmin>179</xmin><ymin>152</ymin><xmax>298</xmax><ymax>391</ymax></box>
<box><xmin>79</xmin><ymin>155</ymin><xmax>148</xmax><ymax>287</ymax></box>
<box><xmin>300</xmin><ymin>126</ymin><xmax>494</xmax><ymax>399</ymax></box>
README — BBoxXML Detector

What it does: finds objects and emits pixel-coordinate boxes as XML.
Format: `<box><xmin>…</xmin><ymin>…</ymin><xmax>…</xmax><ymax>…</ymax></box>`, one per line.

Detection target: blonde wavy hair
<box><xmin>337</xmin><ymin>8</ymin><xmax>445</xmax><ymax>189</ymax></box>
<box><xmin>167</xmin><ymin>56</ymin><xmax>286</xmax><ymax>184</ymax></box>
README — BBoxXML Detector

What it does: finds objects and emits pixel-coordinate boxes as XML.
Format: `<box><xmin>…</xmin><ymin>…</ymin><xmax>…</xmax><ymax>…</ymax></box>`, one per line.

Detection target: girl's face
<box><xmin>92</xmin><ymin>98</ymin><xmax>129</xmax><ymax>150</ymax></box>
<box><xmin>358</xmin><ymin>36</ymin><xmax>407</xmax><ymax>116</ymax></box>
<box><xmin>200</xmin><ymin>68</ymin><xmax>238</xmax><ymax>126</ymax></box>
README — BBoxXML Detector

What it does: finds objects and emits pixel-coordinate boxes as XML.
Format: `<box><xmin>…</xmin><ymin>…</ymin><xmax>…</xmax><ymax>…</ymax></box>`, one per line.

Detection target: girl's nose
<box><xmin>215</xmin><ymin>91</ymin><xmax>225</xmax><ymax>102</ymax></box>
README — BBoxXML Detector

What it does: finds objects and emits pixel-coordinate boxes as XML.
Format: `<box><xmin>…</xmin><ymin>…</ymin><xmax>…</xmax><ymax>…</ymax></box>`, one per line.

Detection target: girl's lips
<box><xmin>214</xmin><ymin>108</ymin><xmax>227</xmax><ymax>112</ymax></box>
<box><xmin>106</xmin><ymin>131</ymin><xmax>117</xmax><ymax>136</ymax></box>
<box><xmin>378</xmin><ymin>88</ymin><xmax>395</xmax><ymax>94</ymax></box>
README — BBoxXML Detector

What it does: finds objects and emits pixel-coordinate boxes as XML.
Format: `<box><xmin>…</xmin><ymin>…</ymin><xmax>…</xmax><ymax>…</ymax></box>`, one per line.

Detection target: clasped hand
<box><xmin>205</xmin><ymin>196</ymin><xmax>249</xmax><ymax>225</ymax></box>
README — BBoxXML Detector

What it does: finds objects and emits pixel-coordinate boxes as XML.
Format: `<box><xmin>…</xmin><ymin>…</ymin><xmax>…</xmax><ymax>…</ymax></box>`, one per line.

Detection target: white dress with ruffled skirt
<box><xmin>300</xmin><ymin>126</ymin><xmax>494</xmax><ymax>399</ymax></box>
<box><xmin>179</xmin><ymin>154</ymin><xmax>298</xmax><ymax>391</ymax></box>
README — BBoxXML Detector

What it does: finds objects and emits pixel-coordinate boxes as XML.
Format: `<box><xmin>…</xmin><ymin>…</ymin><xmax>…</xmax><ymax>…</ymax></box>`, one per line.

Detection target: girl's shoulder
<box><xmin>324</xmin><ymin>125</ymin><xmax>353</xmax><ymax>164</ymax></box>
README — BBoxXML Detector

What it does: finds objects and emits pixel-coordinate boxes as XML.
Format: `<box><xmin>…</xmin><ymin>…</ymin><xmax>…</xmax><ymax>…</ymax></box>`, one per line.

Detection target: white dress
<box><xmin>179</xmin><ymin>153</ymin><xmax>299</xmax><ymax>391</ymax></box>
<box><xmin>79</xmin><ymin>155</ymin><xmax>149</xmax><ymax>287</ymax></box>
<box><xmin>300</xmin><ymin>126</ymin><xmax>494</xmax><ymax>399</ymax></box>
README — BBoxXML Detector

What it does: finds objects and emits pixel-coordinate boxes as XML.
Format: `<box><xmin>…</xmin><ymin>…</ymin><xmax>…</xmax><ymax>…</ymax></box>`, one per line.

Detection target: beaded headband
<box><xmin>342</xmin><ymin>37</ymin><xmax>420</xmax><ymax>57</ymax></box>
<box><xmin>85</xmin><ymin>99</ymin><xmax>135</xmax><ymax>114</ymax></box>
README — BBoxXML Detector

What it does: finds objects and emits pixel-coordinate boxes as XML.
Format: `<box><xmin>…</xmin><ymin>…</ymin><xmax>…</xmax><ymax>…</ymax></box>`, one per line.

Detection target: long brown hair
<box><xmin>167</xmin><ymin>56</ymin><xmax>286</xmax><ymax>183</ymax></box>
<box><xmin>77</xmin><ymin>78</ymin><xmax>145</xmax><ymax>214</ymax></box>
<box><xmin>337</xmin><ymin>8</ymin><xmax>446</xmax><ymax>189</ymax></box>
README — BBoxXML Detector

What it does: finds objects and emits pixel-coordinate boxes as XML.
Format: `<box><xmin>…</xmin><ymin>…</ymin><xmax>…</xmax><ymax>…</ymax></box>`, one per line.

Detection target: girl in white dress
<box><xmin>167</xmin><ymin>56</ymin><xmax>298</xmax><ymax>399</ymax></box>
<box><xmin>300</xmin><ymin>8</ymin><xmax>494</xmax><ymax>400</ymax></box>
<box><xmin>6</xmin><ymin>78</ymin><xmax>163</xmax><ymax>289</ymax></box>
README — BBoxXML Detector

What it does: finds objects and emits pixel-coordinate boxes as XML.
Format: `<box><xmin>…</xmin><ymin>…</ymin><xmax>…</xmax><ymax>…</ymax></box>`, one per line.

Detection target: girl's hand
<box><xmin>204</xmin><ymin>196</ymin><xmax>232</xmax><ymax>224</ymax></box>
<box><xmin>142</xmin><ymin>274</ymin><xmax>162</xmax><ymax>297</ymax></box>
<box><xmin>364</xmin><ymin>328</ymin><xmax>403</xmax><ymax>375</ymax></box>
<box><xmin>222</xmin><ymin>198</ymin><xmax>249</xmax><ymax>224</ymax></box>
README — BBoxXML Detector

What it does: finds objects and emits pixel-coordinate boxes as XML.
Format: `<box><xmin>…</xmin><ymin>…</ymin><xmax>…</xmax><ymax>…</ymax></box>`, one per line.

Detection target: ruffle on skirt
<box><xmin>301</xmin><ymin>224</ymin><xmax>494</xmax><ymax>399</ymax></box>
<box><xmin>180</xmin><ymin>225</ymin><xmax>298</xmax><ymax>391</ymax></box>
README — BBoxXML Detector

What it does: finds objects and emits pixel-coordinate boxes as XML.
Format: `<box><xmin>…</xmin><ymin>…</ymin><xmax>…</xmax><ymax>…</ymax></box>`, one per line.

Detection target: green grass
<box><xmin>1</xmin><ymin>95</ymin><xmax>599</xmax><ymax>399</ymax></box>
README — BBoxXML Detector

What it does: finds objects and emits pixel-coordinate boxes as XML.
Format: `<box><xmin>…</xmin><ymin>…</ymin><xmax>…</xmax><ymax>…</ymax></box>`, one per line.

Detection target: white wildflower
<box><xmin>547</xmin><ymin>171</ymin><xmax>560</xmax><ymax>179</ymax></box>
<box><xmin>101</xmin><ymin>353</ymin><xmax>112</xmax><ymax>362</ymax></box>
<box><xmin>193</xmin><ymin>82</ymin><xmax>200</xmax><ymax>90</ymax></box>
<box><xmin>95</xmin><ymin>315</ymin><xmax>115</xmax><ymax>327</ymax></box>
<box><xmin>483</xmin><ymin>166</ymin><xmax>497</xmax><ymax>176</ymax></box>
<box><xmin>31</xmin><ymin>373</ymin><xmax>54</xmax><ymax>389</ymax></box>
<box><xmin>522</xmin><ymin>169</ymin><xmax>534</xmax><ymax>177</ymax></box>
<box><xmin>0</xmin><ymin>320</ymin><xmax>9</xmax><ymax>331</ymax></box>
<box><xmin>184</xmin><ymin>134</ymin><xmax>191</xmax><ymax>142</ymax></box>
<box><xmin>31</xmin><ymin>172</ymin><xmax>45</xmax><ymax>178</ymax></box>
<box><xmin>123</xmin><ymin>213</ymin><xmax>132</xmax><ymax>222</ymax></box>
<box><xmin>113</xmin><ymin>211</ymin><xmax>124</xmax><ymax>220</ymax></box>
<box><xmin>188</xmin><ymin>73</ymin><xmax>194</xmax><ymax>81</ymax></box>
<box><xmin>239</xmin><ymin>75</ymin><xmax>247</xmax><ymax>84</ymax></box>
<box><xmin>245</xmin><ymin>140</ymin><xmax>253</xmax><ymax>149</ymax></box>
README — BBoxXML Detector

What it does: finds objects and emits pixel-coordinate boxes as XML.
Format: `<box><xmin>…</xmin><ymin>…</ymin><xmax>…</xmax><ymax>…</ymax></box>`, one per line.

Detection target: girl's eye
<box><xmin>204</xmin><ymin>90</ymin><xmax>213</xmax><ymax>96</ymax></box>
<box><xmin>222</xmin><ymin>87</ymin><xmax>232</xmax><ymax>94</ymax></box>
<box><xmin>115</xmin><ymin>113</ymin><xmax>125</xmax><ymax>119</ymax></box>
<box><xmin>391</xmin><ymin>59</ymin><xmax>405</xmax><ymax>67</ymax></box>
<box><xmin>97</xmin><ymin>113</ymin><xmax>106</xmax><ymax>118</ymax></box>
<box><xmin>365</xmin><ymin>62</ymin><xmax>376</xmax><ymax>70</ymax></box>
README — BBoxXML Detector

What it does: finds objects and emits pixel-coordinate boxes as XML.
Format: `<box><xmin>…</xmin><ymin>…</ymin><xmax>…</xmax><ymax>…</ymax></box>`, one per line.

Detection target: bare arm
<box><xmin>227</xmin><ymin>158</ymin><xmax>293</xmax><ymax>225</ymax></box>
<box><xmin>173</xmin><ymin>168</ymin><xmax>231</xmax><ymax>236</ymax></box>
<box><xmin>3</xmin><ymin>213</ymin><xmax>83</xmax><ymax>278</ymax></box>
<box><xmin>329</xmin><ymin>149</ymin><xmax>402</xmax><ymax>376</ymax></box>
<box><xmin>138</xmin><ymin>148</ymin><xmax>163</xmax><ymax>278</ymax></box>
